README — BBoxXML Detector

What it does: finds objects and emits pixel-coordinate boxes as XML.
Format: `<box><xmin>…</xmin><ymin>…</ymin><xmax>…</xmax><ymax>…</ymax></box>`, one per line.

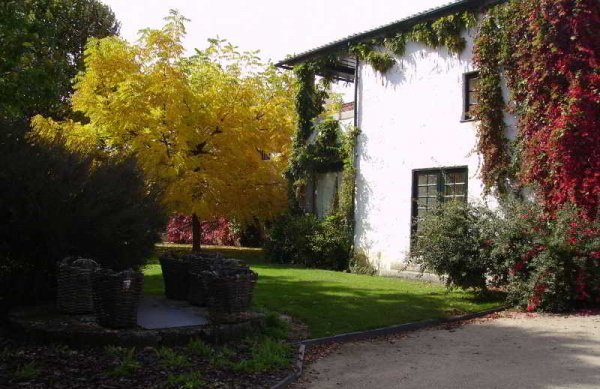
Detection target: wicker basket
<box><xmin>92</xmin><ymin>269</ymin><xmax>143</xmax><ymax>328</ymax></box>
<box><xmin>187</xmin><ymin>255</ymin><xmax>244</xmax><ymax>307</ymax></box>
<box><xmin>158</xmin><ymin>252</ymin><xmax>190</xmax><ymax>300</ymax></box>
<box><xmin>187</xmin><ymin>271</ymin><xmax>210</xmax><ymax>306</ymax></box>
<box><xmin>203</xmin><ymin>268</ymin><xmax>258</xmax><ymax>317</ymax></box>
<box><xmin>56</xmin><ymin>257</ymin><xmax>99</xmax><ymax>314</ymax></box>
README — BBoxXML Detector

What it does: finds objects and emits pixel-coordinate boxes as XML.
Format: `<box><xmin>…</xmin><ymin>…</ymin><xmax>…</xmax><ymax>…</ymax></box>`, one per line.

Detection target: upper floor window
<box><xmin>463</xmin><ymin>71</ymin><xmax>479</xmax><ymax>121</ymax></box>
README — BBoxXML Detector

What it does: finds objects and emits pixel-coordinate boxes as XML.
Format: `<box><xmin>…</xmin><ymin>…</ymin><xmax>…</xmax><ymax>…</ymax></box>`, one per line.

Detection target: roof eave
<box><xmin>276</xmin><ymin>0</ymin><xmax>506</xmax><ymax>68</ymax></box>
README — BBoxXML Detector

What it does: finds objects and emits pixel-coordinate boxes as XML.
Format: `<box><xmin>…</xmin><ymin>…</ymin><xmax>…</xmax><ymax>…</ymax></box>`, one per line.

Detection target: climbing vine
<box><xmin>286</xmin><ymin>61</ymin><xmax>332</xmax><ymax>211</ymax></box>
<box><xmin>288</xmin><ymin>118</ymin><xmax>346</xmax><ymax>178</ymax></box>
<box><xmin>349</xmin><ymin>11</ymin><xmax>478</xmax><ymax>73</ymax></box>
<box><xmin>473</xmin><ymin>0</ymin><xmax>600</xmax><ymax>218</ymax></box>
<box><xmin>472</xmin><ymin>6</ymin><xmax>511</xmax><ymax>193</ymax></box>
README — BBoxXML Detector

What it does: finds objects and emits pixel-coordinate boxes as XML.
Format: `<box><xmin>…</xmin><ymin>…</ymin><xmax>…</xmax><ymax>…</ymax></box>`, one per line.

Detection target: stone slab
<box><xmin>137</xmin><ymin>295</ymin><xmax>209</xmax><ymax>329</ymax></box>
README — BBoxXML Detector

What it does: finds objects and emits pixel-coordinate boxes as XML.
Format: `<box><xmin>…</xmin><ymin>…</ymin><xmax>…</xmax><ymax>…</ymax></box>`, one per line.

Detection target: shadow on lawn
<box><xmin>146</xmin><ymin>245</ymin><xmax>503</xmax><ymax>337</ymax></box>
<box><xmin>145</xmin><ymin>268</ymin><xmax>503</xmax><ymax>338</ymax></box>
<box><xmin>254</xmin><ymin>272</ymin><xmax>497</xmax><ymax>311</ymax></box>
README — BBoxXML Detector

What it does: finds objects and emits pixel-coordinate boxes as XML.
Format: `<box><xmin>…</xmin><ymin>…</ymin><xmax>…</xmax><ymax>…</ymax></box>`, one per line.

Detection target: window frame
<box><xmin>410</xmin><ymin>166</ymin><xmax>469</xmax><ymax>240</ymax></box>
<box><xmin>462</xmin><ymin>71</ymin><xmax>480</xmax><ymax>122</ymax></box>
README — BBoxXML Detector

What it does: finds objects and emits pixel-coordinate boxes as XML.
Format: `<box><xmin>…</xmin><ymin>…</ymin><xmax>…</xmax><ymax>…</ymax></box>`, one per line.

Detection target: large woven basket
<box><xmin>92</xmin><ymin>269</ymin><xmax>143</xmax><ymax>329</ymax></box>
<box><xmin>56</xmin><ymin>257</ymin><xmax>99</xmax><ymax>314</ymax></box>
<box><xmin>158</xmin><ymin>252</ymin><xmax>190</xmax><ymax>300</ymax></box>
<box><xmin>203</xmin><ymin>268</ymin><xmax>258</xmax><ymax>317</ymax></box>
<box><xmin>187</xmin><ymin>254</ymin><xmax>242</xmax><ymax>307</ymax></box>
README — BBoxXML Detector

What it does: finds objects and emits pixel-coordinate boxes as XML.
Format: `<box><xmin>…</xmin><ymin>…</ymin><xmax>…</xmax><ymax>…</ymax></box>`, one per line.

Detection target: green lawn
<box><xmin>145</xmin><ymin>245</ymin><xmax>502</xmax><ymax>338</ymax></box>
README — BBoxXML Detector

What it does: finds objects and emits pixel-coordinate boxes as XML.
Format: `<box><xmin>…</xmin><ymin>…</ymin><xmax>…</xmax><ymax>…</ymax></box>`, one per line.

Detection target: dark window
<box><xmin>411</xmin><ymin>167</ymin><xmax>468</xmax><ymax>237</ymax></box>
<box><xmin>463</xmin><ymin>72</ymin><xmax>479</xmax><ymax>121</ymax></box>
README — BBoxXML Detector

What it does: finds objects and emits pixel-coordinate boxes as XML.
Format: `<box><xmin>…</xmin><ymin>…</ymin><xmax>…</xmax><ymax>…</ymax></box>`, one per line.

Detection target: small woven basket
<box><xmin>158</xmin><ymin>252</ymin><xmax>190</xmax><ymax>300</ymax></box>
<box><xmin>92</xmin><ymin>269</ymin><xmax>143</xmax><ymax>329</ymax></box>
<box><xmin>56</xmin><ymin>257</ymin><xmax>99</xmax><ymax>314</ymax></box>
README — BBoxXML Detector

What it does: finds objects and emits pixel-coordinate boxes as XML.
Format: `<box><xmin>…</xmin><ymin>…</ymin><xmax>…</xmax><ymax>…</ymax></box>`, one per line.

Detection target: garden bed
<box><xmin>0</xmin><ymin>334</ymin><xmax>292</xmax><ymax>388</ymax></box>
<box><xmin>2</xmin><ymin>300</ymin><xmax>294</xmax><ymax>388</ymax></box>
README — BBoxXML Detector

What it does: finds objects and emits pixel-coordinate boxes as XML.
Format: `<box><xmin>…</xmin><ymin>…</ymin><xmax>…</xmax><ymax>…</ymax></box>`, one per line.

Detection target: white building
<box><xmin>278</xmin><ymin>0</ymin><xmax>513</xmax><ymax>274</ymax></box>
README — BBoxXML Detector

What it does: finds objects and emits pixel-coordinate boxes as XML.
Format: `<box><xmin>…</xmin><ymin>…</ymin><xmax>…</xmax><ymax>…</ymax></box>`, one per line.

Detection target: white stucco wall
<box><xmin>354</xmin><ymin>27</ymin><xmax>516</xmax><ymax>272</ymax></box>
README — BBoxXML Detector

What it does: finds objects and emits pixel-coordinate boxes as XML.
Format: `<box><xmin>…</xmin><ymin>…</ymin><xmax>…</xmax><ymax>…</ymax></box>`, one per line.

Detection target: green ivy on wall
<box><xmin>472</xmin><ymin>5</ymin><xmax>512</xmax><ymax>193</ymax></box>
<box><xmin>286</xmin><ymin>60</ymin><xmax>331</xmax><ymax>211</ymax></box>
<box><xmin>349</xmin><ymin>11</ymin><xmax>478</xmax><ymax>74</ymax></box>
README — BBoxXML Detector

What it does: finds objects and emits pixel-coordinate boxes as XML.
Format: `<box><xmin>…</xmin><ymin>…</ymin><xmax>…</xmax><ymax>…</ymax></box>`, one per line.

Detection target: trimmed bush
<box><xmin>0</xmin><ymin>122</ymin><xmax>166</xmax><ymax>304</ymax></box>
<box><xmin>411</xmin><ymin>200</ymin><xmax>493</xmax><ymax>290</ymax></box>
<box><xmin>265</xmin><ymin>213</ymin><xmax>352</xmax><ymax>271</ymax></box>
<box><xmin>264</xmin><ymin>213</ymin><xmax>320</xmax><ymax>266</ymax></box>
<box><xmin>309</xmin><ymin>214</ymin><xmax>352</xmax><ymax>271</ymax></box>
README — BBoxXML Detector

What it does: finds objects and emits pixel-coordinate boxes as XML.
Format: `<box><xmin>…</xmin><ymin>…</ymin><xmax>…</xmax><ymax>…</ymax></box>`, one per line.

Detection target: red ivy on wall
<box><xmin>475</xmin><ymin>0</ymin><xmax>600</xmax><ymax>218</ymax></box>
<box><xmin>511</xmin><ymin>0</ymin><xmax>599</xmax><ymax>218</ymax></box>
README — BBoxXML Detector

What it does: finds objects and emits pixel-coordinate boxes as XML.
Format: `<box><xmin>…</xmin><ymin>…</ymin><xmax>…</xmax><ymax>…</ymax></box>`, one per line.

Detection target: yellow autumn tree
<box><xmin>32</xmin><ymin>11</ymin><xmax>296</xmax><ymax>250</ymax></box>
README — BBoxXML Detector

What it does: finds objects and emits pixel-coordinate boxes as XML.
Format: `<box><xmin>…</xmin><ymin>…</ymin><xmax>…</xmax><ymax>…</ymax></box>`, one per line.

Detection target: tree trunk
<box><xmin>192</xmin><ymin>213</ymin><xmax>201</xmax><ymax>253</ymax></box>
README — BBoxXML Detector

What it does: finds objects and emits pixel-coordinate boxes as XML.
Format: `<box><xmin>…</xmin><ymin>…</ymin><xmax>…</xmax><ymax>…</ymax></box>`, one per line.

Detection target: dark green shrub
<box><xmin>412</xmin><ymin>195</ymin><xmax>600</xmax><ymax>311</ymax></box>
<box><xmin>309</xmin><ymin>214</ymin><xmax>352</xmax><ymax>271</ymax></box>
<box><xmin>264</xmin><ymin>213</ymin><xmax>320</xmax><ymax>265</ymax></box>
<box><xmin>239</xmin><ymin>221</ymin><xmax>265</xmax><ymax>248</ymax></box>
<box><xmin>0</xmin><ymin>122</ymin><xmax>167</xmax><ymax>304</ymax></box>
<box><xmin>265</xmin><ymin>213</ymin><xmax>352</xmax><ymax>270</ymax></box>
<box><xmin>411</xmin><ymin>200</ymin><xmax>493</xmax><ymax>290</ymax></box>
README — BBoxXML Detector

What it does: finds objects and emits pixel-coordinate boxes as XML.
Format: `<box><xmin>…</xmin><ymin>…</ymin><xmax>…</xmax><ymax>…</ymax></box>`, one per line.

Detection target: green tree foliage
<box><xmin>0</xmin><ymin>0</ymin><xmax>119</xmax><ymax>122</ymax></box>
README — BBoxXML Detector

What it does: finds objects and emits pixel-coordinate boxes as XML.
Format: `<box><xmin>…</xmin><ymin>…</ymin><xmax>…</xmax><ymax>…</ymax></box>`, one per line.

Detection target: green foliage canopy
<box><xmin>0</xmin><ymin>0</ymin><xmax>119</xmax><ymax>122</ymax></box>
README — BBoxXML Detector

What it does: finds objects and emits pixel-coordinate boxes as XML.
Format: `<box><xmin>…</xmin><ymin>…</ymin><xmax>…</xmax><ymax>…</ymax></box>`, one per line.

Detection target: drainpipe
<box><xmin>353</xmin><ymin>57</ymin><xmax>359</xmax><ymax>129</ymax></box>
<box><xmin>350</xmin><ymin>56</ymin><xmax>360</xmax><ymax>255</ymax></box>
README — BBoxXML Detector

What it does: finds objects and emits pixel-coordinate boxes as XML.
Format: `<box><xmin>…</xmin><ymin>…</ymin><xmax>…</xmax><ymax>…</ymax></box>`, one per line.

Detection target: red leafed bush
<box><xmin>167</xmin><ymin>215</ymin><xmax>240</xmax><ymax>246</ymax></box>
<box><xmin>166</xmin><ymin>215</ymin><xmax>193</xmax><ymax>244</ymax></box>
<box><xmin>485</xmin><ymin>200</ymin><xmax>600</xmax><ymax>312</ymax></box>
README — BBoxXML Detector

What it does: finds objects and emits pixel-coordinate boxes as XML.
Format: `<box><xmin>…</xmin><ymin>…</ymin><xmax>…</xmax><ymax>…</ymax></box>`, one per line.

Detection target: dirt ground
<box><xmin>295</xmin><ymin>312</ymin><xmax>600</xmax><ymax>389</ymax></box>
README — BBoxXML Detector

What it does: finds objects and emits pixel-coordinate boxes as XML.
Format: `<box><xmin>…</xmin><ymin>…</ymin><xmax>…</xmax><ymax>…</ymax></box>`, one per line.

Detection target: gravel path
<box><xmin>295</xmin><ymin>313</ymin><xmax>600</xmax><ymax>389</ymax></box>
